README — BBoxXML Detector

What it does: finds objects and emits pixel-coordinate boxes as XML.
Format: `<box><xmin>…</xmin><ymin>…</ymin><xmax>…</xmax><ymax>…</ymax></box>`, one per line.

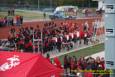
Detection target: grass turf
<box><xmin>56</xmin><ymin>43</ymin><xmax>104</xmax><ymax>64</ymax></box>
<box><xmin>0</xmin><ymin>11</ymin><xmax>49</xmax><ymax>20</ymax></box>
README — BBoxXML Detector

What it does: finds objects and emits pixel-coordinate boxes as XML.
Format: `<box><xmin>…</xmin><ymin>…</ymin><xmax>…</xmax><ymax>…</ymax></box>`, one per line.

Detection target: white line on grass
<box><xmin>50</xmin><ymin>42</ymin><xmax>104</xmax><ymax>58</ymax></box>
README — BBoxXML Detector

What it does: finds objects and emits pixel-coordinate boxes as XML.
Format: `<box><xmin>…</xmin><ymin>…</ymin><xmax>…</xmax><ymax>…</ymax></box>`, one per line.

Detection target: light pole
<box><xmin>38</xmin><ymin>0</ymin><xmax>40</xmax><ymax>9</ymax></box>
<box><xmin>50</xmin><ymin>0</ymin><xmax>52</xmax><ymax>8</ymax></box>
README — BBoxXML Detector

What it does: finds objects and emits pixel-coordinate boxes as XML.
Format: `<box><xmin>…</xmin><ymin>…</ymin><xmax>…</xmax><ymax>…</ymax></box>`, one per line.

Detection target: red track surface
<box><xmin>0</xmin><ymin>17</ymin><xmax>104</xmax><ymax>39</ymax></box>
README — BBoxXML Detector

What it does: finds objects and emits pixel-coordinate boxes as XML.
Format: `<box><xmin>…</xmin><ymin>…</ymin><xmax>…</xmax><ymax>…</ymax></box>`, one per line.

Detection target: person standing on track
<box><xmin>43</xmin><ymin>12</ymin><xmax>46</xmax><ymax>19</ymax></box>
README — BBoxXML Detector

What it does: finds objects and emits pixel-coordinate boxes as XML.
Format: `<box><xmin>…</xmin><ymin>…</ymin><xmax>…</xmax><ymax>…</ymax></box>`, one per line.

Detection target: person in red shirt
<box><xmin>15</xmin><ymin>15</ymin><xmax>20</xmax><ymax>26</ymax></box>
<box><xmin>57</xmin><ymin>37</ymin><xmax>62</xmax><ymax>52</ymax></box>
<box><xmin>79</xmin><ymin>30</ymin><xmax>84</xmax><ymax>45</ymax></box>
<box><xmin>24</xmin><ymin>40</ymin><xmax>33</xmax><ymax>52</ymax></box>
<box><xmin>17</xmin><ymin>39</ymin><xmax>24</xmax><ymax>51</ymax></box>
<box><xmin>64</xmin><ymin>55</ymin><xmax>69</xmax><ymax>73</ymax></box>
<box><xmin>84</xmin><ymin>72</ymin><xmax>93</xmax><ymax>77</ymax></box>
<box><xmin>70</xmin><ymin>57</ymin><xmax>75</xmax><ymax>73</ymax></box>
<box><xmin>84</xmin><ymin>31</ymin><xmax>88</xmax><ymax>45</ymax></box>
<box><xmin>100</xmin><ymin>57</ymin><xmax>105</xmax><ymax>70</ymax></box>
<box><xmin>73</xmin><ymin>32</ymin><xmax>77</xmax><ymax>43</ymax></box>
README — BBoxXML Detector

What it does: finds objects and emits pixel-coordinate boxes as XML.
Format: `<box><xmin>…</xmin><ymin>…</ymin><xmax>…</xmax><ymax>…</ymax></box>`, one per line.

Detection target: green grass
<box><xmin>57</xmin><ymin>43</ymin><xmax>104</xmax><ymax>64</ymax></box>
<box><xmin>0</xmin><ymin>10</ymin><xmax>49</xmax><ymax>20</ymax></box>
<box><xmin>0</xmin><ymin>12</ymin><xmax>7</xmax><ymax>18</ymax></box>
<box><xmin>15</xmin><ymin>11</ymin><xmax>48</xmax><ymax>20</ymax></box>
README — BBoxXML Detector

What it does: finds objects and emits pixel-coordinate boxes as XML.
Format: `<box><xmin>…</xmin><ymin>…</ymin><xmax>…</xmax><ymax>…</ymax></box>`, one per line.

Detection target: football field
<box><xmin>0</xmin><ymin>9</ymin><xmax>49</xmax><ymax>20</ymax></box>
<box><xmin>50</xmin><ymin>43</ymin><xmax>104</xmax><ymax>64</ymax></box>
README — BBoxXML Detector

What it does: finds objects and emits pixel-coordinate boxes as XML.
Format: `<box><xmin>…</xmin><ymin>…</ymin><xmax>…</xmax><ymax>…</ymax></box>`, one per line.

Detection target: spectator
<box><xmin>46</xmin><ymin>53</ymin><xmax>51</xmax><ymax>63</ymax></box>
<box><xmin>43</xmin><ymin>12</ymin><xmax>46</xmax><ymax>19</ymax></box>
<box><xmin>62</xmin><ymin>55</ymin><xmax>107</xmax><ymax>77</ymax></box>
<box><xmin>24</xmin><ymin>39</ymin><xmax>33</xmax><ymax>52</ymax></box>
<box><xmin>20</xmin><ymin>16</ymin><xmax>23</xmax><ymax>25</ymax></box>
<box><xmin>64</xmin><ymin>55</ymin><xmax>70</xmax><ymax>74</ymax></box>
<box><xmin>16</xmin><ymin>15</ymin><xmax>21</xmax><ymax>26</ymax></box>
<box><xmin>2</xmin><ymin>20</ymin><xmax>98</xmax><ymax>54</ymax></box>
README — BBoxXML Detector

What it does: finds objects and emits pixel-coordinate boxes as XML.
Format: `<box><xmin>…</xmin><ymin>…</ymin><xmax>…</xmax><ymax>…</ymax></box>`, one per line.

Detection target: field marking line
<box><xmin>50</xmin><ymin>41</ymin><xmax>104</xmax><ymax>58</ymax></box>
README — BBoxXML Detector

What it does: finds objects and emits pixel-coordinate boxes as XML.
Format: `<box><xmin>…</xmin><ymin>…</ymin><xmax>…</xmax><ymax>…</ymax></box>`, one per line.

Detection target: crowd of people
<box><xmin>0</xmin><ymin>20</ymin><xmax>96</xmax><ymax>54</ymax></box>
<box><xmin>62</xmin><ymin>55</ymin><xmax>110</xmax><ymax>77</ymax></box>
<box><xmin>0</xmin><ymin>15</ymin><xmax>23</xmax><ymax>27</ymax></box>
<box><xmin>45</xmin><ymin>53</ymin><xmax>109</xmax><ymax>77</ymax></box>
<box><xmin>0</xmin><ymin>9</ymin><xmax>23</xmax><ymax>27</ymax></box>
<box><xmin>0</xmin><ymin>9</ymin><xmax>106</xmax><ymax>77</ymax></box>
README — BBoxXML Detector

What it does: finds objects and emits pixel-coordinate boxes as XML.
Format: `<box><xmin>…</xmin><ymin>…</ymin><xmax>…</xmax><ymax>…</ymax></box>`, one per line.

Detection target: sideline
<box><xmin>50</xmin><ymin>42</ymin><xmax>104</xmax><ymax>58</ymax></box>
<box><xmin>86</xmin><ymin>51</ymin><xmax>104</xmax><ymax>59</ymax></box>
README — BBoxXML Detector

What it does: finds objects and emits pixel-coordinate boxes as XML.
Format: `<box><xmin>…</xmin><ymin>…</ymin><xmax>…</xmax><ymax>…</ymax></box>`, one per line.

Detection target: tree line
<box><xmin>0</xmin><ymin>0</ymin><xmax>98</xmax><ymax>8</ymax></box>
